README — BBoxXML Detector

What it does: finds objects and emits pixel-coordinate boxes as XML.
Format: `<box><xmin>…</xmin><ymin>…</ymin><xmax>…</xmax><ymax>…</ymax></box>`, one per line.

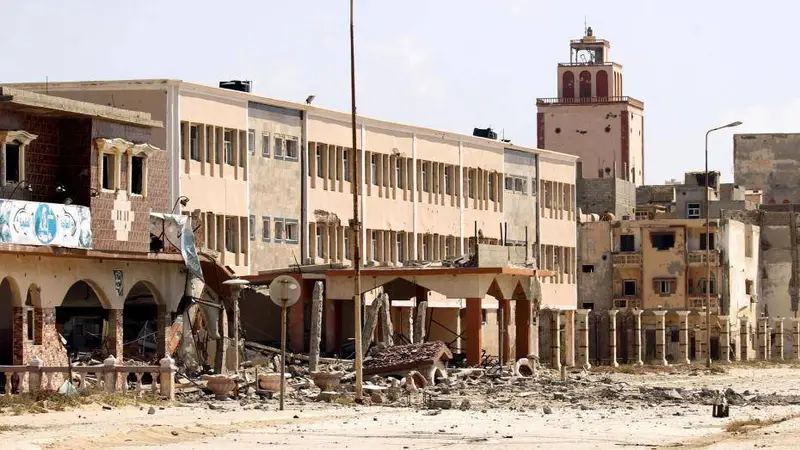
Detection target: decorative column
<box><xmin>577</xmin><ymin>309</ymin><xmax>591</xmax><ymax>369</ymax></box>
<box><xmin>465</xmin><ymin>298</ymin><xmax>482</xmax><ymax>367</ymax></box>
<box><xmin>565</xmin><ymin>310</ymin><xmax>576</xmax><ymax>367</ymax></box>
<box><xmin>632</xmin><ymin>309</ymin><xmax>643</xmax><ymax>365</ymax></box>
<box><xmin>653</xmin><ymin>310</ymin><xmax>668</xmax><ymax>366</ymax></box>
<box><xmin>107</xmin><ymin>309</ymin><xmax>124</xmax><ymax>360</ymax></box>
<box><xmin>698</xmin><ymin>319</ymin><xmax>708</xmax><ymax>363</ymax></box>
<box><xmin>694</xmin><ymin>325</ymin><xmax>703</xmax><ymax>361</ymax></box>
<box><xmin>732</xmin><ymin>317</ymin><xmax>741</xmax><ymax>362</ymax></box>
<box><xmin>740</xmin><ymin>317</ymin><xmax>751</xmax><ymax>361</ymax></box>
<box><xmin>552</xmin><ymin>312</ymin><xmax>562</xmax><ymax>370</ymax></box>
<box><xmin>758</xmin><ymin>316</ymin><xmax>769</xmax><ymax>361</ymax></box>
<box><xmin>775</xmin><ymin>317</ymin><xmax>785</xmax><ymax>361</ymax></box>
<box><xmin>676</xmin><ymin>311</ymin><xmax>691</xmax><ymax>364</ymax></box>
<box><xmin>719</xmin><ymin>315</ymin><xmax>731</xmax><ymax>364</ymax></box>
<box><xmin>608</xmin><ymin>309</ymin><xmax>619</xmax><ymax>367</ymax></box>
<box><xmin>793</xmin><ymin>318</ymin><xmax>800</xmax><ymax>360</ymax></box>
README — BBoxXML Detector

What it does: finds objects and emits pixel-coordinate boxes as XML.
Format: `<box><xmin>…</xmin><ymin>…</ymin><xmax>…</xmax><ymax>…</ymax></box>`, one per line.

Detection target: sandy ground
<box><xmin>3</xmin><ymin>365</ymin><xmax>800</xmax><ymax>449</ymax></box>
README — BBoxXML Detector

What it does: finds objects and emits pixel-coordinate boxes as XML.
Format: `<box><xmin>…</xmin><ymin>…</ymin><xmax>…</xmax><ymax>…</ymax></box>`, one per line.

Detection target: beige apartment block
<box><xmin>579</xmin><ymin>217</ymin><xmax>759</xmax><ymax>363</ymax></box>
<box><xmin>536</xmin><ymin>28</ymin><xmax>645</xmax><ymax>186</ymax></box>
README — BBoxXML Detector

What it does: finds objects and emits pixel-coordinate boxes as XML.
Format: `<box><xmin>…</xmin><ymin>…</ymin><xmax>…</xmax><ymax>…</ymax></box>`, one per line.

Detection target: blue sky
<box><xmin>3</xmin><ymin>0</ymin><xmax>797</xmax><ymax>184</ymax></box>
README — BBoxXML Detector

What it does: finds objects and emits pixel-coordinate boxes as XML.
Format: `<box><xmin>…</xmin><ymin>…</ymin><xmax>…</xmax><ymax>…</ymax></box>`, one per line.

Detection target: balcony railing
<box><xmin>536</xmin><ymin>96</ymin><xmax>644</xmax><ymax>109</ymax></box>
<box><xmin>0</xmin><ymin>199</ymin><xmax>92</xmax><ymax>249</ymax></box>
<box><xmin>688</xmin><ymin>295</ymin><xmax>719</xmax><ymax>312</ymax></box>
<box><xmin>558</xmin><ymin>61</ymin><xmax>619</xmax><ymax>68</ymax></box>
<box><xmin>688</xmin><ymin>250</ymin><xmax>719</xmax><ymax>265</ymax></box>
<box><xmin>612</xmin><ymin>252</ymin><xmax>642</xmax><ymax>266</ymax></box>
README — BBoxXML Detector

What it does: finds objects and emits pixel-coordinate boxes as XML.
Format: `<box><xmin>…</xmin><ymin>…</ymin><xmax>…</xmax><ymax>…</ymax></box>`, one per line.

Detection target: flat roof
<box><xmin>4</xmin><ymin>79</ymin><xmax>576</xmax><ymax>163</ymax></box>
<box><xmin>0</xmin><ymin>87</ymin><xmax>162</xmax><ymax>128</ymax></box>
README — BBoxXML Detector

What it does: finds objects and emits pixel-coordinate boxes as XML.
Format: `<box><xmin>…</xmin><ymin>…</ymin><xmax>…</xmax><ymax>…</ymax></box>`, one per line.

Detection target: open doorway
<box><xmin>56</xmin><ymin>280</ymin><xmax>107</xmax><ymax>360</ymax></box>
<box><xmin>0</xmin><ymin>278</ymin><xmax>18</xmax><ymax>392</ymax></box>
<box><xmin>123</xmin><ymin>282</ymin><xmax>160</xmax><ymax>363</ymax></box>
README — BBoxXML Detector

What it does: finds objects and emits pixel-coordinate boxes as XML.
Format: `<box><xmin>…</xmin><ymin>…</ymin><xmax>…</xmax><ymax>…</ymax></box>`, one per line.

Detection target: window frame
<box><xmin>274</xmin><ymin>218</ymin><xmax>285</xmax><ymax>243</ymax></box>
<box><xmin>284</xmin><ymin>219</ymin><xmax>299</xmax><ymax>243</ymax></box>
<box><xmin>249</xmin><ymin>215</ymin><xmax>256</xmax><ymax>241</ymax></box>
<box><xmin>622</xmin><ymin>279</ymin><xmax>637</xmax><ymax>296</ymax></box>
<box><xmin>248</xmin><ymin>129</ymin><xmax>256</xmax><ymax>156</ymax></box>
<box><xmin>223</xmin><ymin>130</ymin><xmax>234</xmax><ymax>166</ymax></box>
<box><xmin>261</xmin><ymin>133</ymin><xmax>270</xmax><ymax>157</ymax></box>
<box><xmin>274</xmin><ymin>135</ymin><xmax>285</xmax><ymax>159</ymax></box>
<box><xmin>190</xmin><ymin>125</ymin><xmax>200</xmax><ymax>161</ymax></box>
<box><xmin>285</xmin><ymin>136</ymin><xmax>299</xmax><ymax>160</ymax></box>
<box><xmin>262</xmin><ymin>216</ymin><xmax>271</xmax><ymax>242</ymax></box>
<box><xmin>687</xmin><ymin>202</ymin><xmax>701</xmax><ymax>219</ymax></box>
<box><xmin>343</xmin><ymin>149</ymin><xmax>350</xmax><ymax>182</ymax></box>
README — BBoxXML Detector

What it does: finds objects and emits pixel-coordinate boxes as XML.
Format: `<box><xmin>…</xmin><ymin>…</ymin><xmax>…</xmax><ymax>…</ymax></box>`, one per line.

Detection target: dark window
<box><xmin>582</xmin><ymin>265</ymin><xmax>595</xmax><ymax>273</ymax></box>
<box><xmin>745</xmin><ymin>279</ymin><xmax>754</xmax><ymax>295</ymax></box>
<box><xmin>700</xmin><ymin>233</ymin><xmax>715</xmax><ymax>250</ymax></box>
<box><xmin>190</xmin><ymin>126</ymin><xmax>200</xmax><ymax>161</ymax></box>
<box><xmin>262</xmin><ymin>217</ymin><xmax>271</xmax><ymax>241</ymax></box>
<box><xmin>262</xmin><ymin>134</ymin><xmax>270</xmax><ymax>157</ymax></box>
<box><xmin>26</xmin><ymin>308</ymin><xmax>34</xmax><ymax>341</ymax></box>
<box><xmin>102</xmin><ymin>154</ymin><xmax>114</xmax><ymax>190</ymax></box>
<box><xmin>131</xmin><ymin>156</ymin><xmax>144</xmax><ymax>195</ymax></box>
<box><xmin>223</xmin><ymin>131</ymin><xmax>233</xmax><ymax>165</ymax></box>
<box><xmin>249</xmin><ymin>215</ymin><xmax>256</xmax><ymax>241</ymax></box>
<box><xmin>623</xmin><ymin>280</ymin><xmax>637</xmax><ymax>296</ymax></box>
<box><xmin>248</xmin><ymin>130</ymin><xmax>256</xmax><ymax>156</ymax></box>
<box><xmin>670</xmin><ymin>329</ymin><xmax>680</xmax><ymax>343</ymax></box>
<box><xmin>620</xmin><ymin>234</ymin><xmax>635</xmax><ymax>252</ymax></box>
<box><xmin>651</xmin><ymin>232</ymin><xmax>675</xmax><ymax>250</ymax></box>
<box><xmin>582</xmin><ymin>302</ymin><xmax>594</xmax><ymax>310</ymax></box>
<box><xmin>180</xmin><ymin>126</ymin><xmax>186</xmax><ymax>160</ymax></box>
<box><xmin>5</xmin><ymin>144</ymin><xmax>20</xmax><ymax>183</ymax></box>
<box><xmin>238</xmin><ymin>133</ymin><xmax>246</xmax><ymax>167</ymax></box>
<box><xmin>343</xmin><ymin>150</ymin><xmax>350</xmax><ymax>181</ymax></box>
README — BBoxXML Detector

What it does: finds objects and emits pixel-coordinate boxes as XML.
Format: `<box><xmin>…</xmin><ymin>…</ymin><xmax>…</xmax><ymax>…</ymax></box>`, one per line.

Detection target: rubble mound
<box><xmin>363</xmin><ymin>341</ymin><xmax>452</xmax><ymax>376</ymax></box>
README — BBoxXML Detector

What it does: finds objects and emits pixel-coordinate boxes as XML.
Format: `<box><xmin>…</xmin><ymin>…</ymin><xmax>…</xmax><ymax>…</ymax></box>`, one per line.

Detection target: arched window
<box><xmin>579</xmin><ymin>71</ymin><xmax>592</xmax><ymax>98</ymax></box>
<box><xmin>562</xmin><ymin>71</ymin><xmax>575</xmax><ymax>99</ymax></box>
<box><xmin>596</xmin><ymin>70</ymin><xmax>609</xmax><ymax>98</ymax></box>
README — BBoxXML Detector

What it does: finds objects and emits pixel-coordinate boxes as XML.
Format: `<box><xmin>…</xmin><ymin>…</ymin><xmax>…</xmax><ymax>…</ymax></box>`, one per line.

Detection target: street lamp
<box><xmin>171</xmin><ymin>196</ymin><xmax>189</xmax><ymax>214</ymax></box>
<box><xmin>5</xmin><ymin>180</ymin><xmax>33</xmax><ymax>199</ymax></box>
<box><xmin>704</xmin><ymin>120</ymin><xmax>742</xmax><ymax>368</ymax></box>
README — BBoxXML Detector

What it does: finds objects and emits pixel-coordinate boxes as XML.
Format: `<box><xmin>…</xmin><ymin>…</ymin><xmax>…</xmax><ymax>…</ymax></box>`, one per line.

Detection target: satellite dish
<box><xmin>269</xmin><ymin>275</ymin><xmax>301</xmax><ymax>307</ymax></box>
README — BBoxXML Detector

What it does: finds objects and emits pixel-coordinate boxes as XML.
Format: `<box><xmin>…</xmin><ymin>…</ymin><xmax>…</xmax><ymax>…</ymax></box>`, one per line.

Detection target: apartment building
<box><xmin>579</xmin><ymin>217</ymin><xmax>759</xmax><ymax>364</ymax></box>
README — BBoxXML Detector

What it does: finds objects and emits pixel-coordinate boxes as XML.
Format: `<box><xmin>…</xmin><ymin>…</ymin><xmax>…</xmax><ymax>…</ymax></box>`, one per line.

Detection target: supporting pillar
<box><xmin>632</xmin><ymin>309</ymin><xmax>643</xmax><ymax>365</ymax></box>
<box><xmin>775</xmin><ymin>317</ymin><xmax>785</xmax><ymax>361</ymax></box>
<box><xmin>676</xmin><ymin>311</ymin><xmax>691</xmax><ymax>364</ymax></box>
<box><xmin>719</xmin><ymin>315</ymin><xmax>731</xmax><ymax>364</ymax></box>
<box><xmin>107</xmin><ymin>309</ymin><xmax>124</xmax><ymax>360</ymax></box>
<box><xmin>465</xmin><ymin>298</ymin><xmax>482</xmax><ymax>367</ymax></box>
<box><xmin>565</xmin><ymin>310</ymin><xmax>576</xmax><ymax>367</ymax></box>
<box><xmin>694</xmin><ymin>326</ymin><xmax>703</xmax><ymax>361</ymax></box>
<box><xmin>576</xmin><ymin>309</ymin><xmax>591</xmax><ymax>369</ymax></box>
<box><xmin>156</xmin><ymin>304</ymin><xmax>171</xmax><ymax>358</ymax></box>
<box><xmin>214</xmin><ymin>307</ymin><xmax>228</xmax><ymax>374</ymax></box>
<box><xmin>793</xmin><ymin>318</ymin><xmax>800</xmax><ymax>360</ymax></box>
<box><xmin>551</xmin><ymin>312</ymin><xmax>561</xmax><ymax>370</ymax></box>
<box><xmin>732</xmin><ymin>317</ymin><xmax>741</xmax><ymax>362</ymax></box>
<box><xmin>740</xmin><ymin>317</ymin><xmax>751</xmax><ymax>361</ymax></box>
<box><xmin>653</xmin><ymin>310</ymin><xmax>668</xmax><ymax>366</ymax></box>
<box><xmin>413</xmin><ymin>300</ymin><xmax>427</xmax><ymax>344</ymax></box>
<box><xmin>309</xmin><ymin>281</ymin><xmax>324</xmax><ymax>373</ymax></box>
<box><xmin>758</xmin><ymin>316</ymin><xmax>769</xmax><ymax>361</ymax></box>
<box><xmin>499</xmin><ymin>299</ymin><xmax>512</xmax><ymax>364</ymax></box>
<box><xmin>515</xmin><ymin>299</ymin><xmax>531</xmax><ymax>359</ymax></box>
<box><xmin>608</xmin><ymin>309</ymin><xmax>619</xmax><ymax>367</ymax></box>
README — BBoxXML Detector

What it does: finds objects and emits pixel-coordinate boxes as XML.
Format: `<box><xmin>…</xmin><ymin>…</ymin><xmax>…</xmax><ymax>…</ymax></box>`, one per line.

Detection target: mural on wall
<box><xmin>0</xmin><ymin>200</ymin><xmax>92</xmax><ymax>249</ymax></box>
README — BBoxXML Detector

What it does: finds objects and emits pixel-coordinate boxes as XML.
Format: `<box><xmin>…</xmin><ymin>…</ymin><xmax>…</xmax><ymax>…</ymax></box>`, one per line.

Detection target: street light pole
<box><xmin>349</xmin><ymin>0</ymin><xmax>364</xmax><ymax>400</ymax></box>
<box><xmin>704</xmin><ymin>120</ymin><xmax>742</xmax><ymax>368</ymax></box>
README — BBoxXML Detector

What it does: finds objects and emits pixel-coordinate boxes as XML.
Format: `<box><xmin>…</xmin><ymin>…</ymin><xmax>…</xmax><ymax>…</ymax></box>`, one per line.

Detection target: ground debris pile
<box><xmin>363</xmin><ymin>341</ymin><xmax>452</xmax><ymax>381</ymax></box>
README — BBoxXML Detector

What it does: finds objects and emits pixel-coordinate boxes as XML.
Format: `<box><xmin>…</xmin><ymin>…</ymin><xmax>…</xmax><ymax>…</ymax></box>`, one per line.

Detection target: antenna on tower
<box><xmin>584</xmin><ymin>16</ymin><xmax>587</xmax><ymax>35</ymax></box>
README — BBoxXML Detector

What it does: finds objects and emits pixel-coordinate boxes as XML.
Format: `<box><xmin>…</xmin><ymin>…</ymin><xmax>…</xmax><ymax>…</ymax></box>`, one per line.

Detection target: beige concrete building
<box><xmin>578</xmin><ymin>217</ymin><xmax>759</xmax><ymax>364</ymax></box>
<box><xmin>536</xmin><ymin>27</ymin><xmax>645</xmax><ymax>185</ymax></box>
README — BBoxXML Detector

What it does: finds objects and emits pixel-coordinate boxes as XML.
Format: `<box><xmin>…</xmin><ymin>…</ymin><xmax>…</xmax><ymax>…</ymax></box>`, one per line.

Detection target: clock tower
<box><xmin>536</xmin><ymin>28</ymin><xmax>645</xmax><ymax>185</ymax></box>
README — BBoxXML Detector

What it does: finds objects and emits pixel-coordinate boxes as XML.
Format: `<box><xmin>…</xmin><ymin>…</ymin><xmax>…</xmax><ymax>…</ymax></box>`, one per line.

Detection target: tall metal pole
<box><xmin>279</xmin><ymin>296</ymin><xmax>287</xmax><ymax>410</ymax></box>
<box><xmin>704</xmin><ymin>121</ymin><xmax>742</xmax><ymax>368</ymax></box>
<box><xmin>350</xmin><ymin>0</ymin><xmax>364</xmax><ymax>400</ymax></box>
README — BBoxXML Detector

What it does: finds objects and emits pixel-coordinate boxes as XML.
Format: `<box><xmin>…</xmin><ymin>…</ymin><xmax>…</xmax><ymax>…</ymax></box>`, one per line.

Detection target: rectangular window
<box><xmin>206</xmin><ymin>126</ymin><xmax>213</xmax><ymax>162</ymax></box>
<box><xmin>396</xmin><ymin>234</ymin><xmax>403</xmax><ymax>262</ymax></box>
<box><xmin>223</xmin><ymin>130</ymin><xmax>234</xmax><ymax>165</ymax></box>
<box><xmin>248</xmin><ymin>130</ymin><xmax>255</xmax><ymax>156</ymax></box>
<box><xmin>274</xmin><ymin>136</ymin><xmax>284</xmax><ymax>158</ymax></box>
<box><xmin>102</xmin><ymin>153</ymin><xmax>115</xmax><ymax>190</ymax></box>
<box><xmin>344</xmin><ymin>230</ymin><xmax>351</xmax><ymax>259</ymax></box>
<box><xmin>445</xmin><ymin>238</ymin><xmax>453</xmax><ymax>258</ymax></box>
<box><xmin>26</xmin><ymin>308</ymin><xmax>34</xmax><ymax>341</ymax></box>
<box><xmin>489</xmin><ymin>175</ymin><xmax>496</xmax><ymax>201</ymax></box>
<box><xmin>249</xmin><ymin>215</ymin><xmax>255</xmax><ymax>241</ymax></box>
<box><xmin>180</xmin><ymin>125</ymin><xmax>186</xmax><ymax>160</ymax></box>
<box><xmin>343</xmin><ymin>150</ymin><xmax>350</xmax><ymax>182</ymax></box>
<box><xmin>131</xmin><ymin>155</ymin><xmax>144</xmax><ymax>195</ymax></box>
<box><xmin>371</xmin><ymin>231</ymin><xmax>379</xmax><ymax>260</ymax></box>
<box><xmin>582</xmin><ymin>265</ymin><xmax>595</xmax><ymax>273</ymax></box>
<box><xmin>745</xmin><ymin>279</ymin><xmax>754</xmax><ymax>295</ymax></box>
<box><xmin>316</xmin><ymin>146</ymin><xmax>323</xmax><ymax>177</ymax></box>
<box><xmin>239</xmin><ymin>132</ymin><xmax>246</xmax><ymax>167</ymax></box>
<box><xmin>700</xmin><ymin>232</ymin><xmax>715</xmax><ymax>250</ymax></box>
<box><xmin>623</xmin><ymin>280</ymin><xmax>637</xmax><ymax>296</ymax></box>
<box><xmin>371</xmin><ymin>155</ymin><xmax>379</xmax><ymax>186</ymax></box>
<box><xmin>285</xmin><ymin>137</ymin><xmax>298</xmax><ymax>160</ymax></box>
<box><xmin>285</xmin><ymin>220</ymin><xmax>299</xmax><ymax>243</ymax></box>
<box><xmin>620</xmin><ymin>234</ymin><xmax>635</xmax><ymax>252</ymax></box>
<box><xmin>262</xmin><ymin>217</ymin><xmax>271</xmax><ymax>241</ymax></box>
<box><xmin>329</xmin><ymin>150</ymin><xmax>336</xmax><ymax>180</ymax></box>
<box><xmin>274</xmin><ymin>218</ymin><xmax>285</xmax><ymax>242</ymax></box>
<box><xmin>225</xmin><ymin>218</ymin><xmax>236</xmax><ymax>252</ymax></box>
<box><xmin>261</xmin><ymin>133</ymin><xmax>270</xmax><ymax>157</ymax></box>
<box><xmin>514</xmin><ymin>177</ymin><xmax>526</xmax><ymax>194</ymax></box>
<box><xmin>651</xmin><ymin>232</ymin><xmax>675</xmax><ymax>250</ymax></box>
<box><xmin>687</xmin><ymin>202</ymin><xmax>701</xmax><ymax>219</ymax></box>
<box><xmin>504</xmin><ymin>176</ymin><xmax>514</xmax><ymax>190</ymax></box>
<box><xmin>468</xmin><ymin>171</ymin><xmax>475</xmax><ymax>198</ymax></box>
<box><xmin>445</xmin><ymin>166</ymin><xmax>452</xmax><ymax>195</ymax></box>
<box><xmin>700</xmin><ymin>278</ymin><xmax>716</xmax><ymax>294</ymax></box>
<box><xmin>396</xmin><ymin>159</ymin><xmax>403</xmax><ymax>189</ymax></box>
<box><xmin>317</xmin><ymin>227</ymin><xmax>324</xmax><ymax>258</ymax></box>
<box><xmin>422</xmin><ymin>237</ymin><xmax>430</xmax><ymax>261</ymax></box>
<box><xmin>190</xmin><ymin>125</ymin><xmax>200</xmax><ymax>161</ymax></box>
<box><xmin>422</xmin><ymin>163</ymin><xmax>430</xmax><ymax>192</ymax></box>
<box><xmin>654</xmin><ymin>278</ymin><xmax>676</xmax><ymax>295</ymax></box>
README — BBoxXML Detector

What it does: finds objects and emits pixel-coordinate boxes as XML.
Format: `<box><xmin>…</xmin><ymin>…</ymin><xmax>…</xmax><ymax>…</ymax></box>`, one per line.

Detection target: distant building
<box><xmin>734</xmin><ymin>133</ymin><xmax>800</xmax><ymax>205</ymax></box>
<box><xmin>537</xmin><ymin>27</ymin><xmax>645</xmax><ymax>186</ymax></box>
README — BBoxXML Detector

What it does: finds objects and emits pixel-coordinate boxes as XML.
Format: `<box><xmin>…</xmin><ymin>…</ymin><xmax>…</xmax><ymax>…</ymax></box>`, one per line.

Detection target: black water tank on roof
<box><xmin>473</xmin><ymin>127</ymin><xmax>497</xmax><ymax>140</ymax></box>
<box><xmin>219</xmin><ymin>80</ymin><xmax>252</xmax><ymax>93</ymax></box>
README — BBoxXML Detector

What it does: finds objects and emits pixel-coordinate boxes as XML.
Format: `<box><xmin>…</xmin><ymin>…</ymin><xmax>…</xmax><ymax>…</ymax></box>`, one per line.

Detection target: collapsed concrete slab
<box><xmin>363</xmin><ymin>341</ymin><xmax>452</xmax><ymax>386</ymax></box>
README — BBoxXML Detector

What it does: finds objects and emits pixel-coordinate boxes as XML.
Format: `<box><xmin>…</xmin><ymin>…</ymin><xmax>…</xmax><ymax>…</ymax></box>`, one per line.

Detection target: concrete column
<box><xmin>632</xmin><ymin>309</ymin><xmax>643</xmax><ymax>365</ymax></box>
<box><xmin>758</xmin><ymin>317</ymin><xmax>769</xmax><ymax>361</ymax></box>
<box><xmin>793</xmin><ymin>318</ymin><xmax>800</xmax><ymax>360</ymax></box>
<box><xmin>107</xmin><ymin>309</ymin><xmax>124</xmax><ymax>360</ymax></box>
<box><xmin>577</xmin><ymin>309</ymin><xmax>591</xmax><ymax>369</ymax></box>
<box><xmin>775</xmin><ymin>317</ymin><xmax>785</xmax><ymax>361</ymax></box>
<box><xmin>740</xmin><ymin>317</ymin><xmax>751</xmax><ymax>361</ymax></box>
<box><xmin>565</xmin><ymin>310</ymin><xmax>576</xmax><ymax>367</ymax></box>
<box><xmin>552</xmin><ymin>312</ymin><xmax>562</xmax><ymax>370</ymax></box>
<box><xmin>156</xmin><ymin>304</ymin><xmax>171</xmax><ymax>358</ymax></box>
<box><xmin>676</xmin><ymin>310</ymin><xmax>691</xmax><ymax>364</ymax></box>
<box><xmin>732</xmin><ymin>317</ymin><xmax>741</xmax><ymax>362</ymax></box>
<box><xmin>719</xmin><ymin>315</ymin><xmax>731</xmax><ymax>364</ymax></box>
<box><xmin>465</xmin><ymin>298</ymin><xmax>482</xmax><ymax>367</ymax></box>
<box><xmin>608</xmin><ymin>309</ymin><xmax>619</xmax><ymax>367</ymax></box>
<box><xmin>515</xmin><ymin>299</ymin><xmax>531</xmax><ymax>359</ymax></box>
<box><xmin>500</xmin><ymin>299</ymin><xmax>512</xmax><ymax>364</ymax></box>
<box><xmin>309</xmin><ymin>281</ymin><xmax>324</xmax><ymax>373</ymax></box>
<box><xmin>653</xmin><ymin>310</ymin><xmax>668</xmax><ymax>366</ymax></box>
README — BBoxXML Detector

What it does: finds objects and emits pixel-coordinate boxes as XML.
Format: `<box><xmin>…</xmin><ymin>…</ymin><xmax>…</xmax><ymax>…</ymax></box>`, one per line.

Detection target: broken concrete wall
<box><xmin>577</xmin><ymin>177</ymin><xmax>636</xmax><ymax>218</ymax></box>
<box><xmin>475</xmin><ymin>244</ymin><xmax>530</xmax><ymax>267</ymax></box>
<box><xmin>577</xmin><ymin>222</ymin><xmax>614</xmax><ymax>311</ymax></box>
<box><xmin>734</xmin><ymin>133</ymin><xmax>800</xmax><ymax>204</ymax></box>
